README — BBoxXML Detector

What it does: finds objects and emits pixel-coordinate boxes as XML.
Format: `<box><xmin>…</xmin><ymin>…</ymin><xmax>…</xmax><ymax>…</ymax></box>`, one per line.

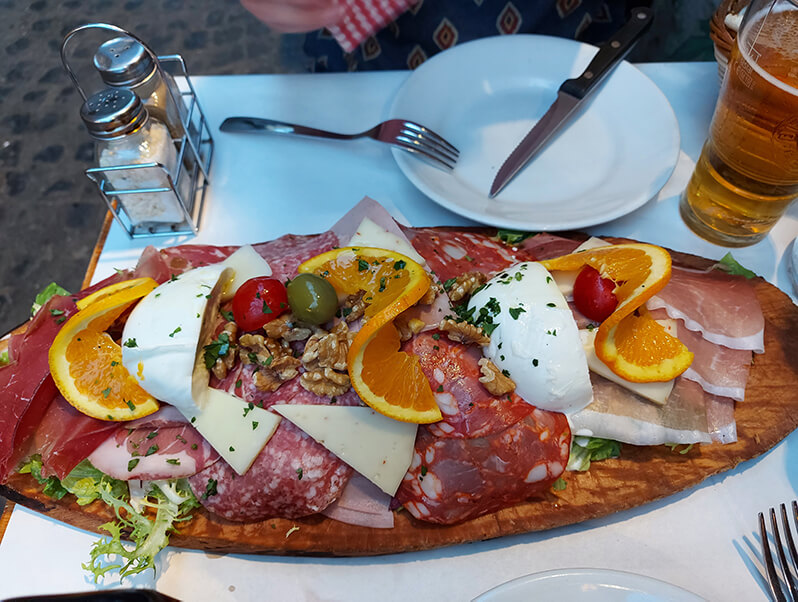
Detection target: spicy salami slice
<box><xmin>189</xmin><ymin>420</ymin><xmax>352</xmax><ymax>521</ymax></box>
<box><xmin>404</xmin><ymin>228</ymin><xmax>528</xmax><ymax>283</ymax></box>
<box><xmin>396</xmin><ymin>409</ymin><xmax>570</xmax><ymax>525</ymax></box>
<box><xmin>404</xmin><ymin>332</ymin><xmax>533</xmax><ymax>439</ymax></box>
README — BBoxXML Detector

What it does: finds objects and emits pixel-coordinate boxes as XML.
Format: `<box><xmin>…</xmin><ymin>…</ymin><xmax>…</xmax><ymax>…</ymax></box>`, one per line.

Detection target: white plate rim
<box><xmin>472</xmin><ymin>567</ymin><xmax>706</xmax><ymax>601</ymax></box>
<box><xmin>389</xmin><ymin>35</ymin><xmax>681</xmax><ymax>231</ymax></box>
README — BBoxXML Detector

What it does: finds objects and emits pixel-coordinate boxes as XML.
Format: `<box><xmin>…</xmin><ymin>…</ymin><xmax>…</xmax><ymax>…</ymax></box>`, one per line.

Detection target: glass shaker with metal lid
<box><xmin>93</xmin><ymin>37</ymin><xmax>187</xmax><ymax>139</ymax></box>
<box><xmin>81</xmin><ymin>88</ymin><xmax>185</xmax><ymax>227</ymax></box>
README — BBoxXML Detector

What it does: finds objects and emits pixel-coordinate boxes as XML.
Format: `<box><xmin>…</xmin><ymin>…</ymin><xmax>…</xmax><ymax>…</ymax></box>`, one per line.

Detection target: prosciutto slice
<box><xmin>0</xmin><ymin>295</ymin><xmax>78</xmax><ymax>480</ymax></box>
<box><xmin>648</xmin><ymin>266</ymin><xmax>764</xmax><ymax>352</ymax></box>
<box><xmin>320</xmin><ymin>473</ymin><xmax>394</xmax><ymax>528</ymax></box>
<box><xmin>520</xmin><ymin>233</ymin><xmax>583</xmax><ymax>260</ymax></box>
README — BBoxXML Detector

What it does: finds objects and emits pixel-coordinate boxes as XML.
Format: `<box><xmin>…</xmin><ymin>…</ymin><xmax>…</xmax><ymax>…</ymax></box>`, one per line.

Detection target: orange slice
<box><xmin>541</xmin><ymin>243</ymin><xmax>693</xmax><ymax>382</ymax></box>
<box><xmin>299</xmin><ymin>247</ymin><xmax>441</xmax><ymax>423</ymax></box>
<box><xmin>76</xmin><ymin>277</ymin><xmax>155</xmax><ymax>310</ymax></box>
<box><xmin>49</xmin><ymin>279</ymin><xmax>160</xmax><ymax>421</ymax></box>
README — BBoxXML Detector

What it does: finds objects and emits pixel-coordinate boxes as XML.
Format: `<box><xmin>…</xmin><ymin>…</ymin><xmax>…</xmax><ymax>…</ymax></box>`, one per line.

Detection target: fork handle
<box><xmin>219</xmin><ymin>117</ymin><xmax>353</xmax><ymax>140</ymax></box>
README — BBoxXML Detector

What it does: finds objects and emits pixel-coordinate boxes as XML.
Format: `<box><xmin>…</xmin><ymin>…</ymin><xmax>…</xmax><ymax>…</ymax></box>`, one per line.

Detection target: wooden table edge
<box><xmin>0</xmin><ymin>210</ymin><xmax>112</xmax><ymax>546</ymax></box>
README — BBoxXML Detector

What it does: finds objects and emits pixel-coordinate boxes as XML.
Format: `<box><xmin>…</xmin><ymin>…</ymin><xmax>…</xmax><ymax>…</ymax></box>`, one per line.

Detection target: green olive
<box><xmin>286</xmin><ymin>273</ymin><xmax>339</xmax><ymax>325</ymax></box>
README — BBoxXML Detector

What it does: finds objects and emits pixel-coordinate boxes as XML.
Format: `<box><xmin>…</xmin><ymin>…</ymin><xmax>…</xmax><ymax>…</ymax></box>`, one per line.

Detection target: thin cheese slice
<box><xmin>554</xmin><ymin>237</ymin><xmax>612</xmax><ymax>298</ymax></box>
<box><xmin>220</xmin><ymin>244</ymin><xmax>272</xmax><ymax>302</ymax></box>
<box><xmin>580</xmin><ymin>328</ymin><xmax>675</xmax><ymax>405</ymax></box>
<box><xmin>272</xmin><ymin>404</ymin><xmax>417</xmax><ymax>496</ymax></box>
<box><xmin>182</xmin><ymin>388</ymin><xmax>281</xmax><ymax>475</ymax></box>
<box><xmin>347</xmin><ymin>217</ymin><xmax>427</xmax><ymax>266</ymax></box>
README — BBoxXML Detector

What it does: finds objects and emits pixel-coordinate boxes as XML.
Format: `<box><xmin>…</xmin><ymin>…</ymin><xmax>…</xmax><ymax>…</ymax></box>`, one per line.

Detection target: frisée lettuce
<box><xmin>567</xmin><ymin>437</ymin><xmax>622</xmax><ymax>471</ymax></box>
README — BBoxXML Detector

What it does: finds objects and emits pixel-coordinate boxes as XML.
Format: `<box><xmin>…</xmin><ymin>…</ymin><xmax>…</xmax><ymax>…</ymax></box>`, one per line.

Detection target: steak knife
<box><xmin>489</xmin><ymin>7</ymin><xmax>654</xmax><ymax>198</ymax></box>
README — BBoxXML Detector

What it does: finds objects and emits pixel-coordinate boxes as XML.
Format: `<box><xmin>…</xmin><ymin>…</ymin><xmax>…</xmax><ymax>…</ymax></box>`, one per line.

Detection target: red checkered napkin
<box><xmin>328</xmin><ymin>0</ymin><xmax>417</xmax><ymax>52</ymax></box>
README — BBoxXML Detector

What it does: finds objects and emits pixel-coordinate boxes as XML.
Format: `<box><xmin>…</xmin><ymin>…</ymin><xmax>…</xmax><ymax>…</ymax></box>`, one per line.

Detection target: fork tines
<box><xmin>760</xmin><ymin>501</ymin><xmax>798</xmax><ymax>601</ymax></box>
<box><xmin>397</xmin><ymin>121</ymin><xmax>459</xmax><ymax>170</ymax></box>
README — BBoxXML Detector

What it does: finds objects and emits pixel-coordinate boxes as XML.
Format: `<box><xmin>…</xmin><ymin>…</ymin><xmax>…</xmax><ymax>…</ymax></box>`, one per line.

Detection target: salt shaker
<box><xmin>93</xmin><ymin>37</ymin><xmax>187</xmax><ymax>140</ymax></box>
<box><xmin>80</xmin><ymin>88</ymin><xmax>185</xmax><ymax>227</ymax></box>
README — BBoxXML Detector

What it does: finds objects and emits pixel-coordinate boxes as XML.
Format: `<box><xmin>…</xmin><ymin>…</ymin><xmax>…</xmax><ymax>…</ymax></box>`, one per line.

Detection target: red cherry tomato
<box><xmin>572</xmin><ymin>266</ymin><xmax>618</xmax><ymax>322</ymax></box>
<box><xmin>231</xmin><ymin>277</ymin><xmax>289</xmax><ymax>331</ymax></box>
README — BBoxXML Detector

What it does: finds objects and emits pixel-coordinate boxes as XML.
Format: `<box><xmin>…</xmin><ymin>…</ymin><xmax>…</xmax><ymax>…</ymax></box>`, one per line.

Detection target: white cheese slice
<box><xmin>272</xmin><ymin>404</ymin><xmax>417</xmax><ymax>496</ymax></box>
<box><xmin>347</xmin><ymin>216</ymin><xmax>427</xmax><ymax>266</ymax></box>
<box><xmin>580</xmin><ymin>327</ymin><xmax>676</xmax><ymax>405</ymax></box>
<box><xmin>121</xmin><ymin>265</ymin><xmax>233</xmax><ymax>413</ymax></box>
<box><xmin>219</xmin><ymin>244</ymin><xmax>272</xmax><ymax>302</ymax></box>
<box><xmin>553</xmin><ymin>237</ymin><xmax>612</xmax><ymax>298</ymax></box>
<box><xmin>181</xmin><ymin>388</ymin><xmax>281</xmax><ymax>475</ymax></box>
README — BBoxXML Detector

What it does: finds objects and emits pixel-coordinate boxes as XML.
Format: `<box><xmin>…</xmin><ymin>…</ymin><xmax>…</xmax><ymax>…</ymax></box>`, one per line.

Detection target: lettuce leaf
<box><xmin>0</xmin><ymin>350</ymin><xmax>8</xmax><ymax>367</ymax></box>
<box><xmin>497</xmin><ymin>229</ymin><xmax>535</xmax><ymax>245</ymax></box>
<box><xmin>567</xmin><ymin>436</ymin><xmax>621</xmax><ymax>471</ymax></box>
<box><xmin>31</xmin><ymin>282</ymin><xmax>71</xmax><ymax>316</ymax></box>
<box><xmin>717</xmin><ymin>253</ymin><xmax>756</xmax><ymax>279</ymax></box>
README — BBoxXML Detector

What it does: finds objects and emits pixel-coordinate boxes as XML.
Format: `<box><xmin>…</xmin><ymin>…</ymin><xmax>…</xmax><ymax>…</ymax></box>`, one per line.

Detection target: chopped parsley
<box><xmin>252</xmin><ymin>421</ymin><xmax>259</xmax><ymax>430</ymax></box>
<box><xmin>508</xmin><ymin>306</ymin><xmax>526</xmax><ymax>320</ymax></box>
<box><xmin>202</xmin><ymin>478</ymin><xmax>218</xmax><ymax>499</ymax></box>
<box><xmin>379</xmin><ymin>277</ymin><xmax>387</xmax><ymax>292</ymax></box>
<box><xmin>552</xmin><ymin>477</ymin><xmax>567</xmax><ymax>491</ymax></box>
<box><xmin>166</xmin><ymin>458</ymin><xmax>180</xmax><ymax>465</ymax></box>
<box><xmin>221</xmin><ymin>310</ymin><xmax>235</xmax><ymax>322</ymax></box>
<box><xmin>123</xmin><ymin>338</ymin><xmax>138</xmax><ymax>348</ymax></box>
<box><xmin>443</xmin><ymin>277</ymin><xmax>457</xmax><ymax>291</ymax></box>
<box><xmin>125</xmin><ymin>400</ymin><xmax>135</xmax><ymax>411</ymax></box>
<box><xmin>436</xmin><ymin>385</ymin><xmax>444</xmax><ymax>392</ymax></box>
<box><xmin>127</xmin><ymin>458</ymin><xmax>140</xmax><ymax>472</ymax></box>
<box><xmin>393</xmin><ymin>260</ymin><xmax>406</xmax><ymax>270</ymax></box>
<box><xmin>262</xmin><ymin>300</ymin><xmax>273</xmax><ymax>314</ymax></box>
<box><xmin>144</xmin><ymin>444</ymin><xmax>159</xmax><ymax>457</ymax></box>
<box><xmin>357</xmin><ymin>259</ymin><xmax>369</xmax><ymax>272</ymax></box>
<box><xmin>497</xmin><ymin>229</ymin><xmax>534</xmax><ymax>245</ymax></box>
<box><xmin>296</xmin><ymin>468</ymin><xmax>303</xmax><ymax>480</ymax></box>
<box><xmin>203</xmin><ymin>332</ymin><xmax>230</xmax><ymax>370</ymax></box>
<box><xmin>420</xmin><ymin>466</ymin><xmax>428</xmax><ymax>477</ymax></box>
<box><xmin>168</xmin><ymin>326</ymin><xmax>182</xmax><ymax>338</ymax></box>
<box><xmin>532</xmin><ymin>359</ymin><xmax>539</xmax><ymax>367</ymax></box>
<box><xmin>101</xmin><ymin>387</ymin><xmax>111</xmax><ymax>398</ymax></box>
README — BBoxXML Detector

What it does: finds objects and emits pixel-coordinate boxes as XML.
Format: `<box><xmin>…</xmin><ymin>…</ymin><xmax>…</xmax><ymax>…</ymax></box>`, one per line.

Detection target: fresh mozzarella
<box><xmin>347</xmin><ymin>216</ymin><xmax>427</xmax><ymax>266</ymax></box>
<box><xmin>579</xmin><ymin>328</ymin><xmax>675</xmax><ymax>405</ymax></box>
<box><xmin>552</xmin><ymin>237</ymin><xmax>612</xmax><ymax>298</ymax></box>
<box><xmin>219</xmin><ymin>244</ymin><xmax>272</xmax><ymax>302</ymax></box>
<box><xmin>181</xmin><ymin>388</ymin><xmax>281</xmax><ymax>475</ymax></box>
<box><xmin>272</xmin><ymin>404</ymin><xmax>417</xmax><ymax>496</ymax></box>
<box><xmin>121</xmin><ymin>265</ymin><xmax>233</xmax><ymax>413</ymax></box>
<box><xmin>468</xmin><ymin>262</ymin><xmax>593</xmax><ymax>414</ymax></box>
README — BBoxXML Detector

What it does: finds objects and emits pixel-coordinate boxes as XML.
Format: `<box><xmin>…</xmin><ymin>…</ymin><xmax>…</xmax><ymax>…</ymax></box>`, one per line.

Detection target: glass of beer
<box><xmin>680</xmin><ymin>0</ymin><xmax>798</xmax><ymax>247</ymax></box>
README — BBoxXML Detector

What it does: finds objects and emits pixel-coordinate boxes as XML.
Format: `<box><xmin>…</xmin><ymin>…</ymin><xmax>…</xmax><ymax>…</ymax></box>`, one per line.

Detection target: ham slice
<box><xmin>647</xmin><ymin>266</ymin><xmax>764</xmax><ymax>352</ymax></box>
<box><xmin>320</xmin><ymin>473</ymin><xmax>394</xmax><ymax>528</ymax></box>
<box><xmin>0</xmin><ymin>295</ymin><xmax>78</xmax><ymax>481</ymax></box>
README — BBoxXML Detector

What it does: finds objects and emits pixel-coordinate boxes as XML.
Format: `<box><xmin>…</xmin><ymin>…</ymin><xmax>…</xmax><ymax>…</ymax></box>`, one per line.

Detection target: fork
<box><xmin>219</xmin><ymin>117</ymin><xmax>459</xmax><ymax>170</ymax></box>
<box><xmin>759</xmin><ymin>501</ymin><xmax>798</xmax><ymax>601</ymax></box>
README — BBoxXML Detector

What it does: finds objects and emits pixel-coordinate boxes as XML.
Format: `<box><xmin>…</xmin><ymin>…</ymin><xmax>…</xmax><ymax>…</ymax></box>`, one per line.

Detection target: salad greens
<box><xmin>567</xmin><ymin>436</ymin><xmax>622</xmax><ymax>471</ymax></box>
<box><xmin>496</xmin><ymin>229</ymin><xmax>535</xmax><ymax>245</ymax></box>
<box><xmin>717</xmin><ymin>253</ymin><xmax>756</xmax><ymax>279</ymax></box>
<box><xmin>30</xmin><ymin>282</ymin><xmax>71</xmax><ymax>316</ymax></box>
<box><xmin>18</xmin><ymin>456</ymin><xmax>199</xmax><ymax>582</ymax></box>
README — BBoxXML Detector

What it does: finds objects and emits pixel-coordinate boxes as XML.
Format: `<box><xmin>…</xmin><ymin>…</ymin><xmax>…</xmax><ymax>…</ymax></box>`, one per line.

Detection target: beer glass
<box><xmin>680</xmin><ymin>0</ymin><xmax>798</xmax><ymax>247</ymax></box>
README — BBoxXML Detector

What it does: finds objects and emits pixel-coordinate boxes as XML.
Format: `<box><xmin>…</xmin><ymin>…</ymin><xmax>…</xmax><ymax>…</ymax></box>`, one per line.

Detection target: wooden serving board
<box><xmin>1</xmin><ymin>245</ymin><xmax>797</xmax><ymax>556</ymax></box>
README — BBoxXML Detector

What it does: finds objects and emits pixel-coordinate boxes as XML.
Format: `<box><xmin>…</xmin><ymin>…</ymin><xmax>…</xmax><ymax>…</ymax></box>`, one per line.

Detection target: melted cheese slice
<box><xmin>182</xmin><ymin>388</ymin><xmax>281</xmax><ymax>475</ymax></box>
<box><xmin>272</xmin><ymin>405</ymin><xmax>417</xmax><ymax>496</ymax></box>
<box><xmin>220</xmin><ymin>244</ymin><xmax>272</xmax><ymax>302</ymax></box>
<box><xmin>121</xmin><ymin>265</ymin><xmax>233</xmax><ymax>412</ymax></box>
<box><xmin>580</xmin><ymin>327</ymin><xmax>676</xmax><ymax>405</ymax></box>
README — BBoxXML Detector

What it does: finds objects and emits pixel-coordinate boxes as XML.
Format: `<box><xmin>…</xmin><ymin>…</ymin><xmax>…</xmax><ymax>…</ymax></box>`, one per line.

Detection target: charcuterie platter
<box><xmin>1</xmin><ymin>197</ymin><xmax>796</xmax><ymax>577</ymax></box>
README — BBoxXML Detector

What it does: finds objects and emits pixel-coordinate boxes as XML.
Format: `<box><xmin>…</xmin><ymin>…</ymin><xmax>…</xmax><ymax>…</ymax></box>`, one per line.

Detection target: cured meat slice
<box><xmin>228</xmin><ymin>370</ymin><xmax>362</xmax><ymax>410</ymax></box>
<box><xmin>160</xmin><ymin>244</ymin><xmax>237</xmax><ymax>273</ymax></box>
<box><xmin>569</xmin><ymin>375</ymin><xmax>715</xmax><ymax>445</ymax></box>
<box><xmin>33</xmin><ymin>394</ymin><xmax>119</xmax><ymax>480</ymax></box>
<box><xmin>396</xmin><ymin>409</ymin><xmax>570</xmax><ymax>525</ymax></box>
<box><xmin>0</xmin><ymin>295</ymin><xmax>78</xmax><ymax>481</ymax></box>
<box><xmin>88</xmin><ymin>416</ymin><xmax>219</xmax><ymax>481</ymax></box>
<box><xmin>404</xmin><ymin>228</ymin><xmax>527</xmax><ymax>283</ymax></box>
<box><xmin>647</xmin><ymin>266</ymin><xmax>764</xmax><ymax>352</ymax></box>
<box><xmin>253</xmin><ymin>231</ymin><xmax>339</xmax><ymax>282</ymax></box>
<box><xmin>188</xmin><ymin>420</ymin><xmax>351</xmax><ymax>521</ymax></box>
<box><xmin>320</xmin><ymin>473</ymin><xmax>394</xmax><ymax>528</ymax></box>
<box><xmin>404</xmin><ymin>332</ymin><xmax>533</xmax><ymax>438</ymax></box>
<box><xmin>520</xmin><ymin>233</ymin><xmax>583</xmax><ymax>261</ymax></box>
<box><xmin>649</xmin><ymin>309</ymin><xmax>753</xmax><ymax>401</ymax></box>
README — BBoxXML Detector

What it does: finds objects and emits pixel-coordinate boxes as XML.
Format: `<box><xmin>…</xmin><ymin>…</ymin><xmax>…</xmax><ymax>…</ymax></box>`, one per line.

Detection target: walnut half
<box><xmin>446</xmin><ymin>271</ymin><xmax>488</xmax><ymax>303</ymax></box>
<box><xmin>300</xmin><ymin>368</ymin><xmax>351</xmax><ymax>397</ymax></box>
<box><xmin>238</xmin><ymin>333</ymin><xmax>301</xmax><ymax>392</ymax></box>
<box><xmin>478</xmin><ymin>358</ymin><xmax>515</xmax><ymax>396</ymax></box>
<box><xmin>439</xmin><ymin>318</ymin><xmax>491</xmax><ymax>346</ymax></box>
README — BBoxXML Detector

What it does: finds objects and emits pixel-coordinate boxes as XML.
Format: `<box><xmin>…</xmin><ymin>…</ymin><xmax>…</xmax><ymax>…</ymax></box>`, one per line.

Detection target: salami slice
<box><xmin>189</xmin><ymin>420</ymin><xmax>352</xmax><ymax>521</ymax></box>
<box><xmin>396</xmin><ymin>409</ymin><xmax>570</xmax><ymax>525</ymax></box>
<box><xmin>404</xmin><ymin>228</ymin><xmax>528</xmax><ymax>283</ymax></box>
<box><xmin>253</xmin><ymin>231</ymin><xmax>339</xmax><ymax>282</ymax></box>
<box><xmin>404</xmin><ymin>332</ymin><xmax>533</xmax><ymax>438</ymax></box>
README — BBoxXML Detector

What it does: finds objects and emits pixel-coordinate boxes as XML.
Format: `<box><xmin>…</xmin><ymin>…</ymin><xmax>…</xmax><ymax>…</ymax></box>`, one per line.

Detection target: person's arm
<box><xmin>240</xmin><ymin>0</ymin><xmax>346</xmax><ymax>33</ymax></box>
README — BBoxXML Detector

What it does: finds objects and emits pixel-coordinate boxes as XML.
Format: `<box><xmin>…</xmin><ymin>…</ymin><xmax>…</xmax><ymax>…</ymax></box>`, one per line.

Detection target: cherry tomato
<box><xmin>231</xmin><ymin>277</ymin><xmax>289</xmax><ymax>331</ymax></box>
<box><xmin>572</xmin><ymin>266</ymin><xmax>618</xmax><ymax>322</ymax></box>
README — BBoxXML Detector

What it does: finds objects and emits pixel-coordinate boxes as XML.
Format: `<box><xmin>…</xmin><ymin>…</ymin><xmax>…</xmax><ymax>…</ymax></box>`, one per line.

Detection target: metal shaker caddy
<box><xmin>61</xmin><ymin>23</ymin><xmax>213</xmax><ymax>238</ymax></box>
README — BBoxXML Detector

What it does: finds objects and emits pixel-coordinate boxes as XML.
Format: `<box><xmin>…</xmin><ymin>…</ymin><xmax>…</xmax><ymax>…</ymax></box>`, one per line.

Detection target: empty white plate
<box><xmin>390</xmin><ymin>35</ymin><xmax>680</xmax><ymax>231</ymax></box>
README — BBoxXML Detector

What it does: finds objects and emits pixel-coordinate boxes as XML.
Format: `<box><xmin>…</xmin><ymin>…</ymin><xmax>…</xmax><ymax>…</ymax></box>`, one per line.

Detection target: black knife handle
<box><xmin>559</xmin><ymin>7</ymin><xmax>653</xmax><ymax>100</ymax></box>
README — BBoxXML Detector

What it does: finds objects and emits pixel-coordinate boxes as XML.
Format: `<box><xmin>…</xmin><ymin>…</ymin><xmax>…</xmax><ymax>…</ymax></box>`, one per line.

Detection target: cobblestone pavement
<box><xmin>0</xmin><ymin>0</ymin><xmax>286</xmax><ymax>336</ymax></box>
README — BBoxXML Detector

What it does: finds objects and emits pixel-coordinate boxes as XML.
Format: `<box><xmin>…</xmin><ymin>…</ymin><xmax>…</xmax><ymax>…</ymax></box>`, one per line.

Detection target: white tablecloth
<box><xmin>1</xmin><ymin>62</ymin><xmax>797</xmax><ymax>601</ymax></box>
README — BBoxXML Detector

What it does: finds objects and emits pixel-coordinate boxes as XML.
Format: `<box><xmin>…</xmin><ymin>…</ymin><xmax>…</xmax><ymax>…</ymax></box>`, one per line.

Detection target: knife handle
<box><xmin>559</xmin><ymin>7</ymin><xmax>653</xmax><ymax>100</ymax></box>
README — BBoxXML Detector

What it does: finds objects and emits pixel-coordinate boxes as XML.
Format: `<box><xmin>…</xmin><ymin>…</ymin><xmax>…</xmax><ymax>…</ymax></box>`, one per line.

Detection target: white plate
<box><xmin>473</xmin><ymin>568</ymin><xmax>705</xmax><ymax>602</ymax></box>
<box><xmin>389</xmin><ymin>35</ymin><xmax>680</xmax><ymax>231</ymax></box>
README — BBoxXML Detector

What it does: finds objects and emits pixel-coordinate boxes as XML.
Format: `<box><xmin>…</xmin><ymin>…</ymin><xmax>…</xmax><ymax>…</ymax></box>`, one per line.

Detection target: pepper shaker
<box><xmin>93</xmin><ymin>37</ymin><xmax>187</xmax><ymax>140</ymax></box>
<box><xmin>80</xmin><ymin>88</ymin><xmax>186</xmax><ymax>227</ymax></box>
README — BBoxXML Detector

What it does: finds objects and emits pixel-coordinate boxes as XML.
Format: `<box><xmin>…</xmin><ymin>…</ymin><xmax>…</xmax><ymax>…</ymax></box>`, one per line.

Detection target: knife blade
<box><xmin>489</xmin><ymin>7</ymin><xmax>654</xmax><ymax>198</ymax></box>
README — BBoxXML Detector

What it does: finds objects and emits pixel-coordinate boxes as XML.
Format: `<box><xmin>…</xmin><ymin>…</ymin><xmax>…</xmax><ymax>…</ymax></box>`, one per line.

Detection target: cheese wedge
<box><xmin>220</xmin><ymin>244</ymin><xmax>272</xmax><ymax>302</ymax></box>
<box><xmin>553</xmin><ymin>237</ymin><xmax>612</xmax><ymax>298</ymax></box>
<box><xmin>121</xmin><ymin>265</ymin><xmax>233</xmax><ymax>412</ymax></box>
<box><xmin>182</xmin><ymin>388</ymin><xmax>281</xmax><ymax>475</ymax></box>
<box><xmin>272</xmin><ymin>404</ymin><xmax>417</xmax><ymax>496</ymax></box>
<box><xmin>580</xmin><ymin>328</ymin><xmax>676</xmax><ymax>405</ymax></box>
<box><xmin>347</xmin><ymin>216</ymin><xmax>427</xmax><ymax>266</ymax></box>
